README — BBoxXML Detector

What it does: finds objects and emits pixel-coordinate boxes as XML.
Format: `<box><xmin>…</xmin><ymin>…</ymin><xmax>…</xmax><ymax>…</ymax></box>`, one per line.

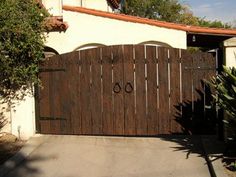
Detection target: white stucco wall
<box><xmin>0</xmin><ymin>92</ymin><xmax>35</xmax><ymax>140</ymax></box>
<box><xmin>10</xmin><ymin>94</ymin><xmax>36</xmax><ymax>140</ymax></box>
<box><xmin>45</xmin><ymin>11</ymin><xmax>187</xmax><ymax>54</ymax></box>
<box><xmin>42</xmin><ymin>0</ymin><xmax>62</xmax><ymax>16</ymax></box>
<box><xmin>42</xmin><ymin>0</ymin><xmax>113</xmax><ymax>16</ymax></box>
<box><xmin>223</xmin><ymin>37</ymin><xmax>236</xmax><ymax>67</ymax></box>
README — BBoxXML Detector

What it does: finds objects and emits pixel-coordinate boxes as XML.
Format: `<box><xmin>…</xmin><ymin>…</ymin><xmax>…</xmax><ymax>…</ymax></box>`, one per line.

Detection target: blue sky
<box><xmin>181</xmin><ymin>0</ymin><xmax>236</xmax><ymax>23</ymax></box>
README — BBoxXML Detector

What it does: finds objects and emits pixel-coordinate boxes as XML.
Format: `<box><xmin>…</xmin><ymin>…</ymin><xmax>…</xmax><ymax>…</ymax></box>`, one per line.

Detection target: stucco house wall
<box><xmin>223</xmin><ymin>37</ymin><xmax>236</xmax><ymax>67</ymax></box>
<box><xmin>45</xmin><ymin>10</ymin><xmax>187</xmax><ymax>54</ymax></box>
<box><xmin>0</xmin><ymin>93</ymin><xmax>35</xmax><ymax>140</ymax></box>
<box><xmin>10</xmin><ymin>94</ymin><xmax>36</xmax><ymax>139</ymax></box>
<box><xmin>42</xmin><ymin>0</ymin><xmax>113</xmax><ymax>16</ymax></box>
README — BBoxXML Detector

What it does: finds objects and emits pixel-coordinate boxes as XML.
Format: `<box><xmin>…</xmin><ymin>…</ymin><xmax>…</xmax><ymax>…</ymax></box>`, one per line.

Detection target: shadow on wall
<box><xmin>0</xmin><ymin>105</ymin><xmax>10</xmax><ymax>132</ymax></box>
<box><xmin>0</xmin><ymin>87</ymin><xmax>34</xmax><ymax>133</ymax></box>
<box><xmin>174</xmin><ymin>82</ymin><xmax>217</xmax><ymax>135</ymax></box>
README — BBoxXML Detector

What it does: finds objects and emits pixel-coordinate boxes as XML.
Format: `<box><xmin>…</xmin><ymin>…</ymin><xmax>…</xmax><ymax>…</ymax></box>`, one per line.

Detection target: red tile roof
<box><xmin>36</xmin><ymin>0</ymin><xmax>68</xmax><ymax>31</ymax></box>
<box><xmin>45</xmin><ymin>16</ymin><xmax>68</xmax><ymax>32</ymax></box>
<box><xmin>63</xmin><ymin>5</ymin><xmax>236</xmax><ymax>36</ymax></box>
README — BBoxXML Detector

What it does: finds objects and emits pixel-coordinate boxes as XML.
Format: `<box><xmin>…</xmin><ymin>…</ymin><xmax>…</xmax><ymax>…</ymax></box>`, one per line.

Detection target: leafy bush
<box><xmin>0</xmin><ymin>0</ymin><xmax>48</xmax><ymax>103</ymax></box>
<box><xmin>210</xmin><ymin>66</ymin><xmax>236</xmax><ymax>139</ymax></box>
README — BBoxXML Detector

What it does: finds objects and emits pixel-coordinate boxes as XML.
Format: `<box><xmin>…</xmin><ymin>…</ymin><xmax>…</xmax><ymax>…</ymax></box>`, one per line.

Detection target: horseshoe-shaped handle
<box><xmin>125</xmin><ymin>82</ymin><xmax>133</xmax><ymax>93</ymax></box>
<box><xmin>113</xmin><ymin>82</ymin><xmax>121</xmax><ymax>93</ymax></box>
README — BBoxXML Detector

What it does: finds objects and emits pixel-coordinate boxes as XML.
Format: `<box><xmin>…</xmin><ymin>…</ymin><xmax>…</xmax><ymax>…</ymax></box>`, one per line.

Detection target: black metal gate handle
<box><xmin>113</xmin><ymin>82</ymin><xmax>122</xmax><ymax>93</ymax></box>
<box><xmin>125</xmin><ymin>82</ymin><xmax>133</xmax><ymax>93</ymax></box>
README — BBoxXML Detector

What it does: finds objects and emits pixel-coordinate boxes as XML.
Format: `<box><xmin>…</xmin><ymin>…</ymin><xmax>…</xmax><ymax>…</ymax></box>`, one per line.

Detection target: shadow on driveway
<box><xmin>3</xmin><ymin>135</ymin><xmax>211</xmax><ymax>177</ymax></box>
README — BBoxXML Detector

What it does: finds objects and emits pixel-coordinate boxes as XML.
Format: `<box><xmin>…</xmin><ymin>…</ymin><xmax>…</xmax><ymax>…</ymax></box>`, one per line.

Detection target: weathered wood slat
<box><xmin>38</xmin><ymin>59</ymin><xmax>50</xmax><ymax>133</ymax></box>
<box><xmin>205</xmin><ymin>53</ymin><xmax>216</xmax><ymax>133</ymax></box>
<box><xmin>112</xmin><ymin>45</ymin><xmax>125</xmax><ymax>135</ymax></box>
<box><xmin>80</xmin><ymin>49</ymin><xmax>92</xmax><ymax>134</ymax></box>
<box><xmin>181</xmin><ymin>50</ymin><xmax>193</xmax><ymax>134</ymax></box>
<box><xmin>90</xmin><ymin>48</ymin><xmax>102</xmax><ymax>134</ymax></box>
<box><xmin>58</xmin><ymin>54</ymin><xmax>70</xmax><ymax>134</ymax></box>
<box><xmin>39</xmin><ymin>67</ymin><xmax>50</xmax><ymax>117</ymax></box>
<box><xmin>135</xmin><ymin>45</ymin><xmax>147</xmax><ymax>135</ymax></box>
<box><xmin>158</xmin><ymin>48</ymin><xmax>170</xmax><ymax>134</ymax></box>
<box><xmin>102</xmin><ymin>47</ymin><xmax>113</xmax><ymax>135</ymax></box>
<box><xmin>169</xmin><ymin>49</ymin><xmax>182</xmax><ymax>133</ymax></box>
<box><xmin>192</xmin><ymin>52</ymin><xmax>205</xmax><ymax>134</ymax></box>
<box><xmin>146</xmin><ymin>46</ymin><xmax>158</xmax><ymax>135</ymax></box>
<box><xmin>65</xmin><ymin>51</ymin><xmax>81</xmax><ymax>134</ymax></box>
<box><xmin>49</xmin><ymin>56</ymin><xmax>57</xmax><ymax>134</ymax></box>
<box><xmin>123</xmin><ymin>45</ymin><xmax>135</xmax><ymax>135</ymax></box>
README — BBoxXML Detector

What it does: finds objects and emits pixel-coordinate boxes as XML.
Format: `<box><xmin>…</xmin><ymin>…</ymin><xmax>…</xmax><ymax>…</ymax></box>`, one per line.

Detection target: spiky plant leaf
<box><xmin>209</xmin><ymin>66</ymin><xmax>236</xmax><ymax>139</ymax></box>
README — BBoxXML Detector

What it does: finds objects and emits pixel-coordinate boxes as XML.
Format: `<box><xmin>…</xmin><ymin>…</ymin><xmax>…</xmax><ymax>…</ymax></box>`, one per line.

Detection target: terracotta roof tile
<box><xmin>45</xmin><ymin>16</ymin><xmax>69</xmax><ymax>32</ymax></box>
<box><xmin>36</xmin><ymin>1</ymin><xmax>68</xmax><ymax>31</ymax></box>
<box><xmin>45</xmin><ymin>16</ymin><xmax>68</xmax><ymax>32</ymax></box>
<box><xmin>63</xmin><ymin>5</ymin><xmax>236</xmax><ymax>36</ymax></box>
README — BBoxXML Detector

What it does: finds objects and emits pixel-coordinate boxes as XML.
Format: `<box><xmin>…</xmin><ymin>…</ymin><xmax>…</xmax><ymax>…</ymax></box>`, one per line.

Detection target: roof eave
<box><xmin>62</xmin><ymin>6</ymin><xmax>236</xmax><ymax>37</ymax></box>
<box><xmin>45</xmin><ymin>16</ymin><xmax>69</xmax><ymax>32</ymax></box>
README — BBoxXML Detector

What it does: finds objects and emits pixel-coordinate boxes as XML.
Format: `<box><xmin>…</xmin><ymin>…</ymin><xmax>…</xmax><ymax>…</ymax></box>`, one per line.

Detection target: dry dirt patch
<box><xmin>225</xmin><ymin>167</ymin><xmax>236</xmax><ymax>177</ymax></box>
<box><xmin>0</xmin><ymin>133</ymin><xmax>25</xmax><ymax>165</ymax></box>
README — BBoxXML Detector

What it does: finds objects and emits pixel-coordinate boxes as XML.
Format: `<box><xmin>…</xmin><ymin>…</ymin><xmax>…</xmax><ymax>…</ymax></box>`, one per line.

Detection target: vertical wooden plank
<box><xmin>192</xmin><ymin>52</ymin><xmax>205</xmax><ymax>134</ymax></box>
<box><xmin>205</xmin><ymin>53</ymin><xmax>216</xmax><ymax>133</ymax></box>
<box><xmin>39</xmin><ymin>58</ymin><xmax>51</xmax><ymax>134</ymax></box>
<box><xmin>40</xmin><ymin>56</ymin><xmax>60</xmax><ymax>134</ymax></box>
<box><xmin>135</xmin><ymin>45</ymin><xmax>147</xmax><ymax>135</ymax></box>
<box><xmin>63</xmin><ymin>53</ymin><xmax>73</xmax><ymax>134</ymax></box>
<box><xmin>47</xmin><ymin>57</ymin><xmax>56</xmax><ymax>134</ymax></box>
<box><xmin>58</xmin><ymin>54</ymin><xmax>70</xmax><ymax>134</ymax></box>
<box><xmin>34</xmin><ymin>83</ymin><xmax>40</xmax><ymax>133</ymax></box>
<box><xmin>123</xmin><ymin>45</ymin><xmax>135</xmax><ymax>135</ymax></box>
<box><xmin>80</xmin><ymin>49</ymin><xmax>92</xmax><ymax>134</ymax></box>
<box><xmin>38</xmin><ymin>120</ymin><xmax>49</xmax><ymax>134</ymax></box>
<box><xmin>158</xmin><ymin>47</ymin><xmax>170</xmax><ymax>134</ymax></box>
<box><xmin>49</xmin><ymin>56</ymin><xmax>61</xmax><ymax>134</ymax></box>
<box><xmin>90</xmin><ymin>48</ymin><xmax>102</xmax><ymax>134</ymax></box>
<box><xmin>66</xmin><ymin>51</ymin><xmax>81</xmax><ymax>134</ymax></box>
<box><xmin>181</xmin><ymin>50</ymin><xmax>193</xmax><ymax>134</ymax></box>
<box><xmin>102</xmin><ymin>47</ymin><xmax>113</xmax><ymax>135</ymax></box>
<box><xmin>38</xmin><ymin>59</ymin><xmax>49</xmax><ymax>133</ymax></box>
<box><xmin>112</xmin><ymin>45</ymin><xmax>124</xmax><ymax>135</ymax></box>
<box><xmin>146</xmin><ymin>46</ymin><xmax>158</xmax><ymax>135</ymax></box>
<box><xmin>205</xmin><ymin>53</ymin><xmax>216</xmax><ymax>79</ymax></box>
<box><xmin>169</xmin><ymin>49</ymin><xmax>182</xmax><ymax>133</ymax></box>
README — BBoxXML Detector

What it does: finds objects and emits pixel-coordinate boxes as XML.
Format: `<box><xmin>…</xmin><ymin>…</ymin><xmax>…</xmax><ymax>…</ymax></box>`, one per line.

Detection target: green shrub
<box><xmin>210</xmin><ymin>66</ymin><xmax>236</xmax><ymax>139</ymax></box>
<box><xmin>0</xmin><ymin>0</ymin><xmax>48</xmax><ymax>103</ymax></box>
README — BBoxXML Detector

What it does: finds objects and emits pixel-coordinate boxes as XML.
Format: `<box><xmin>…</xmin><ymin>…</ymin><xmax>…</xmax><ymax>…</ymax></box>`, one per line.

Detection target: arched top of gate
<box><xmin>44</xmin><ymin>46</ymin><xmax>59</xmax><ymax>58</ymax></box>
<box><xmin>138</xmin><ymin>41</ymin><xmax>172</xmax><ymax>48</ymax></box>
<box><xmin>74</xmin><ymin>43</ymin><xmax>107</xmax><ymax>51</ymax></box>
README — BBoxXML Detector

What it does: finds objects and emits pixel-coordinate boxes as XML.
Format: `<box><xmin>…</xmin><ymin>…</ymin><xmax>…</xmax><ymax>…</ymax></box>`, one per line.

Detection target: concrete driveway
<box><xmin>4</xmin><ymin>135</ymin><xmax>210</xmax><ymax>177</ymax></box>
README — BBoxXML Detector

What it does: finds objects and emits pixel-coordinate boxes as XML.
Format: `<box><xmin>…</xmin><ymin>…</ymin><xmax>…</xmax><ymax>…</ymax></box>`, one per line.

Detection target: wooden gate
<box><xmin>36</xmin><ymin>45</ymin><xmax>216</xmax><ymax>136</ymax></box>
